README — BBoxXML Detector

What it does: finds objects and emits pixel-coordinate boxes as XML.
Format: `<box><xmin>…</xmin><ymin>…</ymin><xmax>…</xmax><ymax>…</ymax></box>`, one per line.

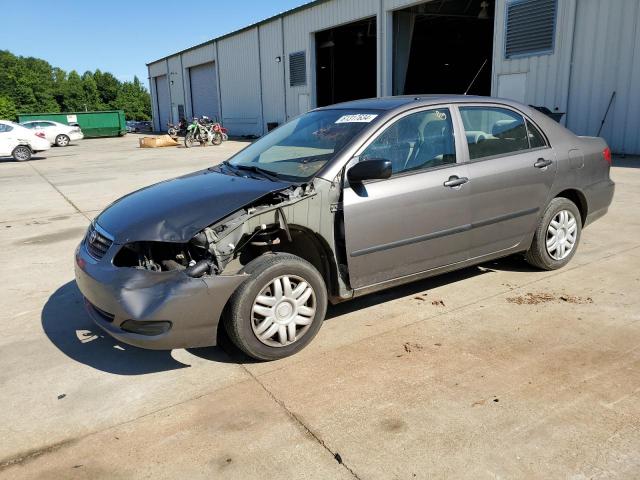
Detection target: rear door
<box><xmin>455</xmin><ymin>105</ymin><xmax>557</xmax><ymax>258</ymax></box>
<box><xmin>0</xmin><ymin>124</ymin><xmax>15</xmax><ymax>155</ymax></box>
<box><xmin>342</xmin><ymin>106</ymin><xmax>471</xmax><ymax>289</ymax></box>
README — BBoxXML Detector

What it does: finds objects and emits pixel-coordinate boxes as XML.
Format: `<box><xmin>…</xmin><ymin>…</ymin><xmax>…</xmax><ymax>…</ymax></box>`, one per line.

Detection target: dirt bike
<box><xmin>167</xmin><ymin>118</ymin><xmax>187</xmax><ymax>138</ymax></box>
<box><xmin>184</xmin><ymin>118</ymin><xmax>213</xmax><ymax>147</ymax></box>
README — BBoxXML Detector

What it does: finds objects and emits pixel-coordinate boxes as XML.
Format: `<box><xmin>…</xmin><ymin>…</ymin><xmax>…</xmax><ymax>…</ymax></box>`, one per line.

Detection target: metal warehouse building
<box><xmin>148</xmin><ymin>0</ymin><xmax>640</xmax><ymax>154</ymax></box>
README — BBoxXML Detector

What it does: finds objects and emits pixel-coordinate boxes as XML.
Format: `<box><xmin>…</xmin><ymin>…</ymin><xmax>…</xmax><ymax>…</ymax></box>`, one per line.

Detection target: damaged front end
<box><xmin>110</xmin><ymin>184</ymin><xmax>314</xmax><ymax>278</ymax></box>
<box><xmin>75</xmin><ymin>182</ymin><xmax>317</xmax><ymax>350</ymax></box>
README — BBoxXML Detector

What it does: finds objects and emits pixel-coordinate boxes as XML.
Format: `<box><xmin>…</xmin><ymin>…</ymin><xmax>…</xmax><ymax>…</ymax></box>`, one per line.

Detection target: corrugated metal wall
<box><xmin>492</xmin><ymin>0</ymin><xmax>577</xmax><ymax>113</ymax></box>
<box><xmin>147</xmin><ymin>0</ymin><xmax>639</xmax><ymax>152</ymax></box>
<box><xmin>259</xmin><ymin>19</ymin><xmax>287</xmax><ymax>131</ymax></box>
<box><xmin>217</xmin><ymin>29</ymin><xmax>263</xmax><ymax>136</ymax></box>
<box><xmin>493</xmin><ymin>0</ymin><xmax>640</xmax><ymax>153</ymax></box>
<box><xmin>566</xmin><ymin>0</ymin><xmax>640</xmax><ymax>154</ymax></box>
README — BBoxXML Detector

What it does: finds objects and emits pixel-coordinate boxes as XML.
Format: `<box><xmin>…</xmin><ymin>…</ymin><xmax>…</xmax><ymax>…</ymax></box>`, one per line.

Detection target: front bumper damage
<box><xmin>75</xmin><ymin>241</ymin><xmax>247</xmax><ymax>350</ymax></box>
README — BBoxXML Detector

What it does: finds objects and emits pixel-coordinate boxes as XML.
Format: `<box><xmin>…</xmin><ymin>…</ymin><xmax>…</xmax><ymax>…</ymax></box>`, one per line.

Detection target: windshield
<box><xmin>227</xmin><ymin>109</ymin><xmax>381</xmax><ymax>181</ymax></box>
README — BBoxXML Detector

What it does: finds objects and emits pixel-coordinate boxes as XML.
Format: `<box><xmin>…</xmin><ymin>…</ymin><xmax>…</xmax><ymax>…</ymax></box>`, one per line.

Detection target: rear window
<box><xmin>459</xmin><ymin>106</ymin><xmax>529</xmax><ymax>160</ymax></box>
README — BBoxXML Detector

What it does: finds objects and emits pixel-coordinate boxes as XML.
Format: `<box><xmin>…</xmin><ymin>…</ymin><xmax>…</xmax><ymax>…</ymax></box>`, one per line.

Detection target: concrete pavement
<box><xmin>1</xmin><ymin>136</ymin><xmax>639</xmax><ymax>478</ymax></box>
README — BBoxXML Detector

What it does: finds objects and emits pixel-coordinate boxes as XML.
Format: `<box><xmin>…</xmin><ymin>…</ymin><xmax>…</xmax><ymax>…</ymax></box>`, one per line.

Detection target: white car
<box><xmin>0</xmin><ymin>120</ymin><xmax>51</xmax><ymax>161</ymax></box>
<box><xmin>20</xmin><ymin>120</ymin><xmax>84</xmax><ymax>147</ymax></box>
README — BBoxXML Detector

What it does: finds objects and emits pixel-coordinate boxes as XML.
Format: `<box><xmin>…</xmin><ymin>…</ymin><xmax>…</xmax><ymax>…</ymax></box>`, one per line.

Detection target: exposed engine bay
<box><xmin>113</xmin><ymin>184</ymin><xmax>315</xmax><ymax>278</ymax></box>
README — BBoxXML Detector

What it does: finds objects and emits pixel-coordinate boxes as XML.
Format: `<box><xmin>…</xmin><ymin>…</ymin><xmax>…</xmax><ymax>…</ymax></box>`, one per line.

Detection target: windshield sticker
<box><xmin>335</xmin><ymin>114</ymin><xmax>378</xmax><ymax>124</ymax></box>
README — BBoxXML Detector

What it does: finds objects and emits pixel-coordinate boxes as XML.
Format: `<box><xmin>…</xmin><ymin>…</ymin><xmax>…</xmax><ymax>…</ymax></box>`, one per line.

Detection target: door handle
<box><xmin>443</xmin><ymin>175</ymin><xmax>469</xmax><ymax>188</ymax></box>
<box><xmin>534</xmin><ymin>158</ymin><xmax>553</xmax><ymax>169</ymax></box>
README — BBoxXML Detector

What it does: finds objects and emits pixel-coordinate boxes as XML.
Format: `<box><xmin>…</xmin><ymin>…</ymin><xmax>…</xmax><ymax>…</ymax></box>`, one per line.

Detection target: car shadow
<box><xmin>613</xmin><ymin>156</ymin><xmax>640</xmax><ymax>169</ymax></box>
<box><xmin>0</xmin><ymin>156</ymin><xmax>48</xmax><ymax>163</ymax></box>
<box><xmin>324</xmin><ymin>262</ymin><xmax>494</xmax><ymax>320</ymax></box>
<box><xmin>44</xmin><ymin>255</ymin><xmax>538</xmax><ymax>372</ymax></box>
<box><xmin>42</xmin><ymin>281</ymin><xmax>234</xmax><ymax>375</ymax></box>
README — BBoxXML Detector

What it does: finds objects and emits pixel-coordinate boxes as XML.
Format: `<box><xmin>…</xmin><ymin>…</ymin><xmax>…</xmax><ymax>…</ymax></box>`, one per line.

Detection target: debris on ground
<box><xmin>138</xmin><ymin>135</ymin><xmax>178</xmax><ymax>148</ymax></box>
<box><xmin>57</xmin><ymin>394</ymin><xmax>66</xmax><ymax>400</ymax></box>
<box><xmin>334</xmin><ymin>453</ymin><xmax>343</xmax><ymax>464</ymax></box>
<box><xmin>403</xmin><ymin>342</ymin><xmax>424</xmax><ymax>353</ymax></box>
<box><xmin>506</xmin><ymin>292</ymin><xmax>593</xmax><ymax>305</ymax></box>
<box><xmin>431</xmin><ymin>299</ymin><xmax>445</xmax><ymax>306</ymax></box>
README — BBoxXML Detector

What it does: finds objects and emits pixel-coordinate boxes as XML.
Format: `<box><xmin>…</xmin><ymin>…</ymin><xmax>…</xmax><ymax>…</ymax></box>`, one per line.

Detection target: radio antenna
<box><xmin>464</xmin><ymin>58</ymin><xmax>488</xmax><ymax>95</ymax></box>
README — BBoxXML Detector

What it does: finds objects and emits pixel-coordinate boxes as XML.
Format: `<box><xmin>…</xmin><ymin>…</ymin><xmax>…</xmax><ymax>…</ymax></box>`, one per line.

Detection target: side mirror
<box><xmin>347</xmin><ymin>159</ymin><xmax>392</xmax><ymax>183</ymax></box>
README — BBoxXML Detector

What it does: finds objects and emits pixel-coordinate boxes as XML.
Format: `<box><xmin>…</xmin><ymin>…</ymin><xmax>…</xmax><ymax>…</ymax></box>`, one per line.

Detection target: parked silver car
<box><xmin>75</xmin><ymin>96</ymin><xmax>614</xmax><ymax>360</ymax></box>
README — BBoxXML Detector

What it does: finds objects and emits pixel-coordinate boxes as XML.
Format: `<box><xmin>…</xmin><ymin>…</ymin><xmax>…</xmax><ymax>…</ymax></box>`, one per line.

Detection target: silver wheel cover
<box><xmin>251</xmin><ymin>275</ymin><xmax>316</xmax><ymax>347</ymax></box>
<box><xmin>14</xmin><ymin>147</ymin><xmax>29</xmax><ymax>160</ymax></box>
<box><xmin>546</xmin><ymin>209</ymin><xmax>577</xmax><ymax>260</ymax></box>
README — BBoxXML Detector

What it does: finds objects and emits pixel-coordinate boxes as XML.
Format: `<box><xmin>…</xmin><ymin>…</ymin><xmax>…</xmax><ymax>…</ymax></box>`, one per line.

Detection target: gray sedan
<box><xmin>75</xmin><ymin>95</ymin><xmax>614</xmax><ymax>360</ymax></box>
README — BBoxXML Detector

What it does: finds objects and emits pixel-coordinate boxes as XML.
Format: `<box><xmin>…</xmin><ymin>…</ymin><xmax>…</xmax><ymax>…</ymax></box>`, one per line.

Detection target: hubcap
<box><xmin>15</xmin><ymin>147</ymin><xmax>29</xmax><ymax>160</ymax></box>
<box><xmin>58</xmin><ymin>136</ymin><xmax>68</xmax><ymax>146</ymax></box>
<box><xmin>546</xmin><ymin>210</ymin><xmax>577</xmax><ymax>260</ymax></box>
<box><xmin>251</xmin><ymin>275</ymin><xmax>316</xmax><ymax>347</ymax></box>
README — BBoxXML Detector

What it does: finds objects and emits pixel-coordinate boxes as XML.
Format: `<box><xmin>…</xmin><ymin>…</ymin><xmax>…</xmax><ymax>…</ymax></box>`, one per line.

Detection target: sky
<box><xmin>0</xmin><ymin>0</ymin><xmax>310</xmax><ymax>86</ymax></box>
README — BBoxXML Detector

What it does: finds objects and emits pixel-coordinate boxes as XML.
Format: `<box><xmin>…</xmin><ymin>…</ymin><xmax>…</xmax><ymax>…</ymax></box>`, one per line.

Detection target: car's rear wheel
<box><xmin>224</xmin><ymin>253</ymin><xmax>327</xmax><ymax>361</ymax></box>
<box><xmin>55</xmin><ymin>134</ymin><xmax>70</xmax><ymax>147</ymax></box>
<box><xmin>525</xmin><ymin>197</ymin><xmax>582</xmax><ymax>270</ymax></box>
<box><xmin>12</xmin><ymin>145</ymin><xmax>32</xmax><ymax>162</ymax></box>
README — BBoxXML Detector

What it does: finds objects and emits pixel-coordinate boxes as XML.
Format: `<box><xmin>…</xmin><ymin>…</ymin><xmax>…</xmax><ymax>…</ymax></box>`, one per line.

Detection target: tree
<box><xmin>94</xmin><ymin>70</ymin><xmax>120</xmax><ymax>107</ymax></box>
<box><xmin>0</xmin><ymin>50</ymin><xmax>151</xmax><ymax>119</ymax></box>
<box><xmin>0</xmin><ymin>96</ymin><xmax>17</xmax><ymax>120</ymax></box>
<box><xmin>113</xmin><ymin>76</ymin><xmax>152</xmax><ymax>120</ymax></box>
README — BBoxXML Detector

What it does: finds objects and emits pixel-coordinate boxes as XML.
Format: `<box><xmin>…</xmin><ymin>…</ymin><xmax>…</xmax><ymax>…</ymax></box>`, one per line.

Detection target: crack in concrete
<box><xmin>0</xmin><ymin>438</ymin><xmax>78</xmax><ymax>471</ymax></box>
<box><xmin>241</xmin><ymin>365</ymin><xmax>362</xmax><ymax>480</ymax></box>
<box><xmin>26</xmin><ymin>162</ymin><xmax>91</xmax><ymax>221</ymax></box>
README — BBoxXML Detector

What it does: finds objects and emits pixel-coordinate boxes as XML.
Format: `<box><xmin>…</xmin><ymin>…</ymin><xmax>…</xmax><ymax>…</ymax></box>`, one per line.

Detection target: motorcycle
<box><xmin>167</xmin><ymin>118</ymin><xmax>188</xmax><ymax>138</ymax></box>
<box><xmin>184</xmin><ymin>117</ymin><xmax>211</xmax><ymax>148</ymax></box>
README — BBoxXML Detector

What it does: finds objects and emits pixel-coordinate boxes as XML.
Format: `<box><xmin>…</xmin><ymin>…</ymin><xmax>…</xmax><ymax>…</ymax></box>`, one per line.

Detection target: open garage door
<box><xmin>155</xmin><ymin>75</ymin><xmax>170</xmax><ymax>131</ymax></box>
<box><xmin>315</xmin><ymin>17</ymin><xmax>377</xmax><ymax>107</ymax></box>
<box><xmin>393</xmin><ymin>0</ymin><xmax>495</xmax><ymax>96</ymax></box>
<box><xmin>189</xmin><ymin>62</ymin><xmax>220</xmax><ymax>121</ymax></box>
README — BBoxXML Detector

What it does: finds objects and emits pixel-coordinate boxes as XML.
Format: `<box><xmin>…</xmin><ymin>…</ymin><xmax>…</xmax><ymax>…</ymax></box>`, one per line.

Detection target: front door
<box><xmin>343</xmin><ymin>107</ymin><xmax>471</xmax><ymax>289</ymax></box>
<box><xmin>456</xmin><ymin>105</ymin><xmax>557</xmax><ymax>258</ymax></box>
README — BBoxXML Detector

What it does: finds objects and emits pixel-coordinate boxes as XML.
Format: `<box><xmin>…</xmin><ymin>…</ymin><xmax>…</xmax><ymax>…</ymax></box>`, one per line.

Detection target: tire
<box><xmin>525</xmin><ymin>197</ymin><xmax>582</xmax><ymax>270</ymax></box>
<box><xmin>211</xmin><ymin>132</ymin><xmax>223</xmax><ymax>146</ymax></box>
<box><xmin>167</xmin><ymin>127</ymin><xmax>177</xmax><ymax>137</ymax></box>
<box><xmin>55</xmin><ymin>134</ymin><xmax>70</xmax><ymax>147</ymax></box>
<box><xmin>224</xmin><ymin>253</ymin><xmax>328</xmax><ymax>361</ymax></box>
<box><xmin>12</xmin><ymin>145</ymin><xmax>32</xmax><ymax>162</ymax></box>
<box><xmin>184</xmin><ymin>132</ymin><xmax>195</xmax><ymax>148</ymax></box>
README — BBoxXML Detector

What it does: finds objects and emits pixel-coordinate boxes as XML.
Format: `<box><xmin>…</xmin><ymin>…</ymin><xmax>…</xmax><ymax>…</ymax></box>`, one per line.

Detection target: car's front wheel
<box><xmin>525</xmin><ymin>197</ymin><xmax>582</xmax><ymax>270</ymax></box>
<box><xmin>12</xmin><ymin>145</ymin><xmax>32</xmax><ymax>162</ymax></box>
<box><xmin>55</xmin><ymin>134</ymin><xmax>70</xmax><ymax>147</ymax></box>
<box><xmin>224</xmin><ymin>253</ymin><xmax>327</xmax><ymax>360</ymax></box>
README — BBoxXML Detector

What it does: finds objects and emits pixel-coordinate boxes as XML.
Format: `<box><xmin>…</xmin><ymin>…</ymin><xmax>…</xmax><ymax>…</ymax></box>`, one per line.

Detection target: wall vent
<box><xmin>505</xmin><ymin>0</ymin><xmax>557</xmax><ymax>58</ymax></box>
<box><xmin>289</xmin><ymin>51</ymin><xmax>307</xmax><ymax>87</ymax></box>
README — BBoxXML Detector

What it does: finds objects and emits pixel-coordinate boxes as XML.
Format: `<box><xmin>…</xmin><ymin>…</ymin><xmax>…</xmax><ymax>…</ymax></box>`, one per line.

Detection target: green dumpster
<box><xmin>17</xmin><ymin>110</ymin><xmax>127</xmax><ymax>138</ymax></box>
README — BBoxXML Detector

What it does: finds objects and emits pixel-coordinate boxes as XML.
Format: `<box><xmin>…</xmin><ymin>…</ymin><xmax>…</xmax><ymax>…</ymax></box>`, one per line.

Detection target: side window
<box><xmin>526</xmin><ymin>120</ymin><xmax>547</xmax><ymax>149</ymax></box>
<box><xmin>361</xmin><ymin>108</ymin><xmax>456</xmax><ymax>175</ymax></box>
<box><xmin>0</xmin><ymin>124</ymin><xmax>13</xmax><ymax>133</ymax></box>
<box><xmin>22</xmin><ymin>123</ymin><xmax>35</xmax><ymax>129</ymax></box>
<box><xmin>459</xmin><ymin>106</ymin><xmax>529</xmax><ymax>160</ymax></box>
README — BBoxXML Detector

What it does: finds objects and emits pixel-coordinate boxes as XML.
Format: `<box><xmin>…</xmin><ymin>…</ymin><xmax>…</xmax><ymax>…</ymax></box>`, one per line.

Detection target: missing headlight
<box><xmin>113</xmin><ymin>237</ymin><xmax>216</xmax><ymax>274</ymax></box>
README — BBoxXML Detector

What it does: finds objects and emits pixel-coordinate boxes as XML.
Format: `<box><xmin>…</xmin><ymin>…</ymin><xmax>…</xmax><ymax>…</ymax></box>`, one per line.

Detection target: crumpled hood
<box><xmin>96</xmin><ymin>169</ymin><xmax>290</xmax><ymax>243</ymax></box>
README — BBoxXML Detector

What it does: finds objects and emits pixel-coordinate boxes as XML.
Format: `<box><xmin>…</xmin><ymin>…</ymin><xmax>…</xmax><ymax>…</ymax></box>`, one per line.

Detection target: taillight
<box><xmin>35</xmin><ymin>132</ymin><xmax>46</xmax><ymax>139</ymax></box>
<box><xmin>603</xmin><ymin>147</ymin><xmax>612</xmax><ymax>165</ymax></box>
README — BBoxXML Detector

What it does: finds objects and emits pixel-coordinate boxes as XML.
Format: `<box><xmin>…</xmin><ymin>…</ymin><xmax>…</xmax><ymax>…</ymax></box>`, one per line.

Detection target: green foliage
<box><xmin>0</xmin><ymin>96</ymin><xmax>18</xmax><ymax>120</ymax></box>
<box><xmin>0</xmin><ymin>50</ymin><xmax>151</xmax><ymax>120</ymax></box>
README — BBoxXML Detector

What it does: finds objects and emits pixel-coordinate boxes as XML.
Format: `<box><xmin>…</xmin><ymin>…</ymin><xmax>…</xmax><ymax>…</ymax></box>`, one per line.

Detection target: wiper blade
<box><xmin>233</xmin><ymin>164</ymin><xmax>281</xmax><ymax>182</ymax></box>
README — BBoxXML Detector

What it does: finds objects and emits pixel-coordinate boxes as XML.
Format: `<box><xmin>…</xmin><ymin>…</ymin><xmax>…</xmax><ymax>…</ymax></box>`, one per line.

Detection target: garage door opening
<box><xmin>315</xmin><ymin>17</ymin><xmax>377</xmax><ymax>107</ymax></box>
<box><xmin>393</xmin><ymin>0</ymin><xmax>495</xmax><ymax>96</ymax></box>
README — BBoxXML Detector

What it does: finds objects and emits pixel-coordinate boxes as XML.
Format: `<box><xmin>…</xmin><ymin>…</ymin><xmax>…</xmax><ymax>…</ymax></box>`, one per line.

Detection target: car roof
<box><xmin>315</xmin><ymin>95</ymin><xmax>526</xmax><ymax>112</ymax></box>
